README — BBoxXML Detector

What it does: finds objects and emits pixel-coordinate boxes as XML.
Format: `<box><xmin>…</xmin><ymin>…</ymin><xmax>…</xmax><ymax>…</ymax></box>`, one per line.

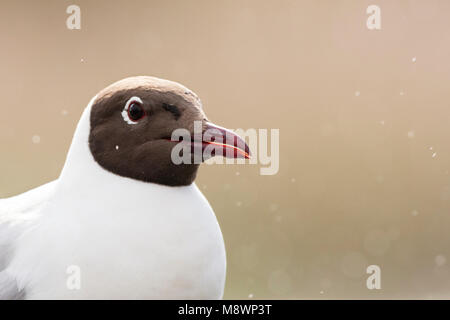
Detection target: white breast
<box><xmin>9</xmin><ymin>180</ymin><xmax>226</xmax><ymax>299</ymax></box>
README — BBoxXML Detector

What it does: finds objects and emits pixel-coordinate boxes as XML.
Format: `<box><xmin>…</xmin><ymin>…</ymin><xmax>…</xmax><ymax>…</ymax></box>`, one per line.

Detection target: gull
<box><xmin>0</xmin><ymin>76</ymin><xmax>250</xmax><ymax>299</ymax></box>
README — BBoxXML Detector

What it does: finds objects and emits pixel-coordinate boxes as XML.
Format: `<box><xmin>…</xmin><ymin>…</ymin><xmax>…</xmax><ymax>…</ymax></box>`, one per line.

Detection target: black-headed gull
<box><xmin>0</xmin><ymin>76</ymin><xmax>250</xmax><ymax>299</ymax></box>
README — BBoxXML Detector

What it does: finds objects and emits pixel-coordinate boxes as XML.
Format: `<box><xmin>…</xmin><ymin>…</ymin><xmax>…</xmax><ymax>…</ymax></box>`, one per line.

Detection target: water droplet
<box><xmin>432</xmin><ymin>152</ymin><xmax>437</xmax><ymax>158</ymax></box>
<box><xmin>115</xmin><ymin>145</ymin><xmax>119</xmax><ymax>150</ymax></box>
<box><xmin>412</xmin><ymin>57</ymin><xmax>417</xmax><ymax>62</ymax></box>
<box><xmin>32</xmin><ymin>135</ymin><xmax>41</xmax><ymax>144</ymax></box>
<box><xmin>375</xmin><ymin>175</ymin><xmax>384</xmax><ymax>184</ymax></box>
<box><xmin>248</xmin><ymin>294</ymin><xmax>254</xmax><ymax>298</ymax></box>
<box><xmin>435</xmin><ymin>255</ymin><xmax>446</xmax><ymax>267</ymax></box>
<box><xmin>407</xmin><ymin>131</ymin><xmax>415</xmax><ymax>138</ymax></box>
<box><xmin>411</xmin><ymin>210</ymin><xmax>419</xmax><ymax>216</ymax></box>
<box><xmin>61</xmin><ymin>110</ymin><xmax>68</xmax><ymax>116</ymax></box>
<box><xmin>354</xmin><ymin>91</ymin><xmax>360</xmax><ymax>97</ymax></box>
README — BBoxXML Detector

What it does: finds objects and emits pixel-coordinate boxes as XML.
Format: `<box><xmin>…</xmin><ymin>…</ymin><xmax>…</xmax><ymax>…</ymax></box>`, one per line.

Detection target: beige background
<box><xmin>1</xmin><ymin>0</ymin><xmax>450</xmax><ymax>299</ymax></box>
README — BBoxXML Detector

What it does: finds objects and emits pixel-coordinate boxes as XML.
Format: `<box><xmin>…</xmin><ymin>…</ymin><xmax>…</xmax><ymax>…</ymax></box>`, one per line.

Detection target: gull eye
<box><xmin>128</xmin><ymin>103</ymin><xmax>145</xmax><ymax>121</ymax></box>
<box><xmin>122</xmin><ymin>97</ymin><xmax>146</xmax><ymax>124</ymax></box>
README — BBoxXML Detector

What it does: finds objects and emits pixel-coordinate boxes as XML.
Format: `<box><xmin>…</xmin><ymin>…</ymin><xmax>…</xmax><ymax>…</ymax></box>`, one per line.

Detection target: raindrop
<box><xmin>269</xmin><ymin>203</ymin><xmax>278</xmax><ymax>212</ymax></box>
<box><xmin>435</xmin><ymin>255</ymin><xmax>446</xmax><ymax>267</ymax></box>
<box><xmin>375</xmin><ymin>175</ymin><xmax>384</xmax><ymax>184</ymax></box>
<box><xmin>32</xmin><ymin>135</ymin><xmax>41</xmax><ymax>144</ymax></box>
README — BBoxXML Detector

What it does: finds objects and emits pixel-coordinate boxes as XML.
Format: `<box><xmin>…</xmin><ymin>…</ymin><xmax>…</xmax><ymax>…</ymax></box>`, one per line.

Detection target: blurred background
<box><xmin>1</xmin><ymin>0</ymin><xmax>450</xmax><ymax>299</ymax></box>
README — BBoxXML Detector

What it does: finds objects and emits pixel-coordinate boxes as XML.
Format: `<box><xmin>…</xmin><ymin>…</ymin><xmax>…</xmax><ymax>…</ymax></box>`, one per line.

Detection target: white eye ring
<box><xmin>122</xmin><ymin>96</ymin><xmax>144</xmax><ymax>125</ymax></box>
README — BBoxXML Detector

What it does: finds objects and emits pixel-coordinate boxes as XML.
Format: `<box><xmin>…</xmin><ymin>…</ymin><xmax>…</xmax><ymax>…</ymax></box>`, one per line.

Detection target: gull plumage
<box><xmin>0</xmin><ymin>77</ymin><xmax>249</xmax><ymax>299</ymax></box>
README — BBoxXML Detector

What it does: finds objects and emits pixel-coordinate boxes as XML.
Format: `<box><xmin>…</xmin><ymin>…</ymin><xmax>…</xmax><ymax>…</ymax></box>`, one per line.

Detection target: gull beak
<box><xmin>201</xmin><ymin>122</ymin><xmax>251</xmax><ymax>159</ymax></box>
